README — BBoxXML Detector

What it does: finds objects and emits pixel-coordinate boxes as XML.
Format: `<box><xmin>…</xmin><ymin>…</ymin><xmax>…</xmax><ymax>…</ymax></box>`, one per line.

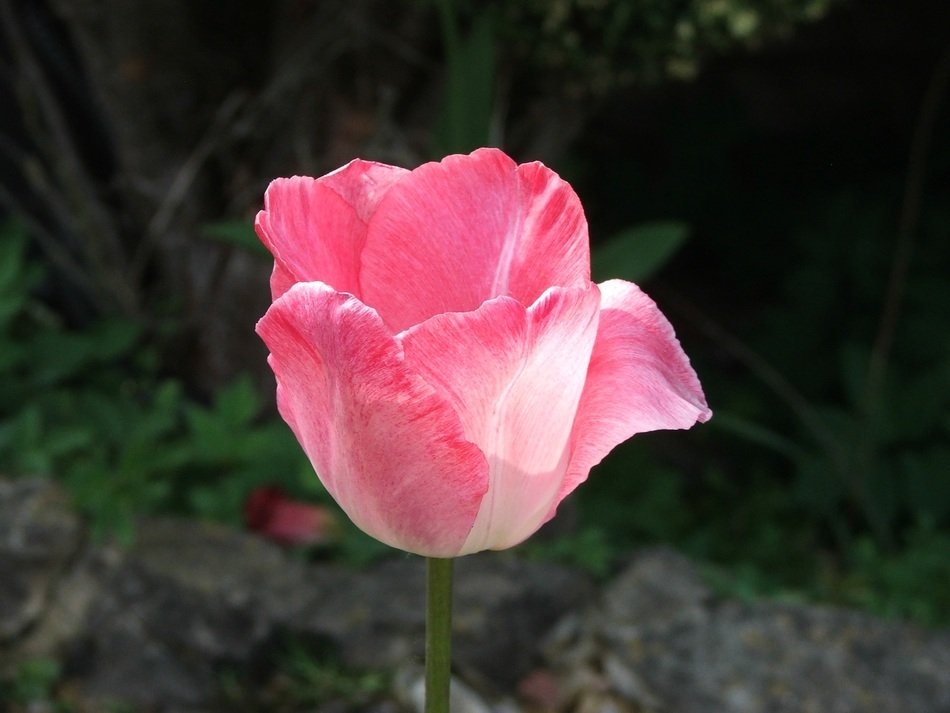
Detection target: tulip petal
<box><xmin>255</xmin><ymin>161</ymin><xmax>408</xmax><ymax>299</ymax></box>
<box><xmin>362</xmin><ymin>148</ymin><xmax>590</xmax><ymax>332</ymax></box>
<box><xmin>400</xmin><ymin>284</ymin><xmax>601</xmax><ymax>554</ymax></box>
<box><xmin>256</xmin><ymin>282</ymin><xmax>488</xmax><ymax>557</ymax></box>
<box><xmin>552</xmin><ymin>279</ymin><xmax>712</xmax><ymax>514</ymax></box>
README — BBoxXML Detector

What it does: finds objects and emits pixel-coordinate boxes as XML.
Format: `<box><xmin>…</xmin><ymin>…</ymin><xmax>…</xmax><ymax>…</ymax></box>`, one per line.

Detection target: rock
<box><xmin>6</xmin><ymin>481</ymin><xmax>949</xmax><ymax>713</ymax></box>
<box><xmin>545</xmin><ymin>547</ymin><xmax>950</xmax><ymax>713</ymax></box>
<box><xmin>7</xmin><ymin>502</ymin><xmax>590</xmax><ymax>710</ymax></box>
<box><xmin>0</xmin><ymin>479</ymin><xmax>83</xmax><ymax>652</ymax></box>
<box><xmin>292</xmin><ymin>553</ymin><xmax>596</xmax><ymax>693</ymax></box>
<box><xmin>69</xmin><ymin>517</ymin><xmax>313</xmax><ymax>709</ymax></box>
<box><xmin>394</xmin><ymin>666</ymin><xmax>495</xmax><ymax>713</ymax></box>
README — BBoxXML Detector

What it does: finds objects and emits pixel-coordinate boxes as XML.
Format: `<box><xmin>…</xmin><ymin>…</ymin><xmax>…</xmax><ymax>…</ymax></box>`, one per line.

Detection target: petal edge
<box><xmin>256</xmin><ymin>282</ymin><xmax>488</xmax><ymax>557</ymax></box>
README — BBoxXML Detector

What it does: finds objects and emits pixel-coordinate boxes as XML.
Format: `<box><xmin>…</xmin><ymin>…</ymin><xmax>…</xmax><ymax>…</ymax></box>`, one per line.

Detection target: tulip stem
<box><xmin>425</xmin><ymin>556</ymin><xmax>453</xmax><ymax>713</ymax></box>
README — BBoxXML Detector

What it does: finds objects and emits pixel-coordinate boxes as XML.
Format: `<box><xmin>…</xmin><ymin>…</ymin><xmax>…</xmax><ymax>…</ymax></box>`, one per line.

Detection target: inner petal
<box><xmin>399</xmin><ymin>284</ymin><xmax>601</xmax><ymax>553</ymax></box>
<box><xmin>361</xmin><ymin>148</ymin><xmax>591</xmax><ymax>332</ymax></box>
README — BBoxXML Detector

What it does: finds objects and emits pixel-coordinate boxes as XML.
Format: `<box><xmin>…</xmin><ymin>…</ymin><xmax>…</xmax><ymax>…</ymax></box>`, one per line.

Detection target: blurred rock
<box><xmin>294</xmin><ymin>554</ymin><xmax>593</xmax><ymax>693</ymax></box>
<box><xmin>394</xmin><ymin>666</ymin><xmax>496</xmax><ymax>713</ymax></box>
<box><xmin>70</xmin><ymin>517</ymin><xmax>312</xmax><ymax>709</ymax></box>
<box><xmin>0</xmin><ymin>478</ymin><xmax>82</xmax><ymax>649</ymax></box>
<box><xmin>0</xmin><ymin>479</ymin><xmax>591</xmax><ymax>710</ymax></box>
<box><xmin>4</xmin><ymin>482</ymin><xmax>949</xmax><ymax>713</ymax></box>
<box><xmin>545</xmin><ymin>547</ymin><xmax>950</xmax><ymax>713</ymax></box>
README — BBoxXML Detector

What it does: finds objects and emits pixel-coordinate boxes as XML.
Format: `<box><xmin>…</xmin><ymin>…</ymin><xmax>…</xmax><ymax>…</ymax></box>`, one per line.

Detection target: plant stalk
<box><xmin>425</xmin><ymin>557</ymin><xmax>453</xmax><ymax>713</ymax></box>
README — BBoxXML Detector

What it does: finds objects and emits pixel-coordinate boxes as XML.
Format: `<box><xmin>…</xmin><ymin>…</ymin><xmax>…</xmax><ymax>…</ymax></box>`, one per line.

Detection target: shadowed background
<box><xmin>1</xmin><ymin>0</ymin><xmax>948</xmax><ymax>657</ymax></box>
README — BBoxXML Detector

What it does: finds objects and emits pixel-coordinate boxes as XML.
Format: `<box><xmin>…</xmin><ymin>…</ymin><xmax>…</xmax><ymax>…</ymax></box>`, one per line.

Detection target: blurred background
<box><xmin>1</xmin><ymin>0</ymin><xmax>948</xmax><ymax>633</ymax></box>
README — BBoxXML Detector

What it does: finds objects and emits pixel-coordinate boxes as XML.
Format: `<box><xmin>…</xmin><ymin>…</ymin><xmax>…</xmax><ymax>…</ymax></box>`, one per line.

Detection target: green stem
<box><xmin>425</xmin><ymin>557</ymin><xmax>454</xmax><ymax>713</ymax></box>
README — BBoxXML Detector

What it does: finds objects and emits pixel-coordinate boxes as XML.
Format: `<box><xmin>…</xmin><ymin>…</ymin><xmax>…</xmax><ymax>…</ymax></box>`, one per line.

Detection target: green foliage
<box><xmin>275</xmin><ymin>642</ymin><xmax>388</xmax><ymax>706</ymax></box>
<box><xmin>592</xmin><ymin>221</ymin><xmax>690</xmax><ymax>283</ymax></box>
<box><xmin>0</xmin><ymin>658</ymin><xmax>71</xmax><ymax>712</ymax></box>
<box><xmin>200</xmin><ymin>220</ymin><xmax>269</xmax><ymax>256</ymax></box>
<box><xmin>433</xmin><ymin>0</ymin><xmax>498</xmax><ymax>155</ymax></box>
<box><xmin>219</xmin><ymin>641</ymin><xmax>388</xmax><ymax>711</ymax></box>
<box><xmin>563</xmin><ymin>180</ymin><xmax>950</xmax><ymax>627</ymax></box>
<box><xmin>488</xmin><ymin>0</ymin><xmax>838</xmax><ymax>94</ymax></box>
<box><xmin>725</xmin><ymin>193</ymin><xmax>950</xmax><ymax>551</ymax></box>
<box><xmin>524</xmin><ymin>527</ymin><xmax>616</xmax><ymax>579</ymax></box>
<box><xmin>837</xmin><ymin>524</ymin><xmax>950</xmax><ymax>627</ymax></box>
<box><xmin>0</xmin><ymin>221</ymin><xmax>314</xmax><ymax>540</ymax></box>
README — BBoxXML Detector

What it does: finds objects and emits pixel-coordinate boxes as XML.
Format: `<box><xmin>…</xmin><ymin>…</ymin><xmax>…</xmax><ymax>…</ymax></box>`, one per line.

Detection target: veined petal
<box><xmin>512</xmin><ymin>160</ymin><xmax>591</xmax><ymax>302</ymax></box>
<box><xmin>256</xmin><ymin>282</ymin><xmax>488</xmax><ymax>557</ymax></box>
<box><xmin>254</xmin><ymin>161</ymin><xmax>407</xmax><ymax>300</ymax></box>
<box><xmin>361</xmin><ymin>148</ymin><xmax>590</xmax><ymax>332</ymax></box>
<box><xmin>320</xmin><ymin>158</ymin><xmax>409</xmax><ymax>222</ymax></box>
<box><xmin>552</xmin><ymin>279</ymin><xmax>712</xmax><ymax>515</ymax></box>
<box><xmin>399</xmin><ymin>284</ymin><xmax>601</xmax><ymax>554</ymax></box>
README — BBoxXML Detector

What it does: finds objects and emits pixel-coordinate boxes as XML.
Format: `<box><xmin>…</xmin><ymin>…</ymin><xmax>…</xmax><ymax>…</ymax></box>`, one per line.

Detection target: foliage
<box><xmin>433</xmin><ymin>0</ymin><xmax>498</xmax><ymax>155</ymax></box>
<box><xmin>592</xmin><ymin>221</ymin><xmax>691</xmax><ymax>283</ymax></box>
<box><xmin>524</xmin><ymin>526</ymin><xmax>616</xmax><ymax>579</ymax></box>
<box><xmin>567</xmin><ymin>176</ymin><xmax>950</xmax><ymax>626</ymax></box>
<box><xmin>0</xmin><ymin>221</ymin><xmax>317</xmax><ymax>541</ymax></box>
<box><xmin>449</xmin><ymin>0</ymin><xmax>839</xmax><ymax>96</ymax></box>
<box><xmin>219</xmin><ymin>641</ymin><xmax>388</xmax><ymax>712</ymax></box>
<box><xmin>0</xmin><ymin>658</ymin><xmax>71</xmax><ymax>713</ymax></box>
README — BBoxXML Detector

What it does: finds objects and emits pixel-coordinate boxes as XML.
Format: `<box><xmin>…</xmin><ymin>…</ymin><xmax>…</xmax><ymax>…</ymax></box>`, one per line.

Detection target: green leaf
<box><xmin>433</xmin><ymin>2</ymin><xmax>496</xmax><ymax>155</ymax></box>
<box><xmin>712</xmin><ymin>410</ymin><xmax>804</xmax><ymax>459</ymax></box>
<box><xmin>0</xmin><ymin>222</ymin><xmax>28</xmax><ymax>291</ymax></box>
<box><xmin>215</xmin><ymin>375</ymin><xmax>260</xmax><ymax>428</ymax></box>
<box><xmin>592</xmin><ymin>221</ymin><xmax>690</xmax><ymax>283</ymax></box>
<box><xmin>201</xmin><ymin>221</ymin><xmax>268</xmax><ymax>256</ymax></box>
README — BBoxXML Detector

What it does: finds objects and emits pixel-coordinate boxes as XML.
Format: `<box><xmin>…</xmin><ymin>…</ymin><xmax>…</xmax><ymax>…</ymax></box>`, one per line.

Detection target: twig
<box><xmin>0</xmin><ymin>0</ymin><xmax>139</xmax><ymax>316</ymax></box>
<box><xmin>665</xmin><ymin>291</ymin><xmax>846</xmax><ymax>466</ymax></box>
<box><xmin>864</xmin><ymin>43</ymin><xmax>950</xmax><ymax>410</ymax></box>
<box><xmin>137</xmin><ymin>91</ymin><xmax>247</xmax><ymax>275</ymax></box>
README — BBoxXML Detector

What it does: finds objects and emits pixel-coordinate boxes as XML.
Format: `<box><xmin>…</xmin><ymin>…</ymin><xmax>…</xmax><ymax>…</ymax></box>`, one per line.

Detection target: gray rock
<box><xmin>292</xmin><ymin>553</ymin><xmax>595</xmax><ymax>693</ymax></box>
<box><xmin>72</xmin><ymin>517</ymin><xmax>312</xmax><ymax>708</ymax></box>
<box><xmin>8</xmin><ymin>501</ymin><xmax>589</xmax><ymax>710</ymax></box>
<box><xmin>6</xmin><ymin>481</ymin><xmax>948</xmax><ymax>713</ymax></box>
<box><xmin>545</xmin><ymin>547</ymin><xmax>950</xmax><ymax>713</ymax></box>
<box><xmin>0</xmin><ymin>478</ymin><xmax>82</xmax><ymax>649</ymax></box>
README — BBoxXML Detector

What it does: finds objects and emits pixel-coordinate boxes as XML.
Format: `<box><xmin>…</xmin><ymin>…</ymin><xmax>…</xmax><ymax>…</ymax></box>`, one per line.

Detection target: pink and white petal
<box><xmin>552</xmin><ymin>279</ymin><xmax>711</xmax><ymax>514</ymax></box>
<box><xmin>256</xmin><ymin>282</ymin><xmax>488</xmax><ymax>557</ymax></box>
<box><xmin>255</xmin><ymin>177</ymin><xmax>364</xmax><ymax>299</ymax></box>
<box><xmin>361</xmin><ymin>148</ymin><xmax>590</xmax><ymax>332</ymax></box>
<box><xmin>254</xmin><ymin>161</ymin><xmax>407</xmax><ymax>300</ymax></box>
<box><xmin>508</xmin><ymin>160</ymin><xmax>590</xmax><ymax>305</ymax></box>
<box><xmin>319</xmin><ymin>159</ymin><xmax>409</xmax><ymax>222</ymax></box>
<box><xmin>400</xmin><ymin>284</ymin><xmax>601</xmax><ymax>554</ymax></box>
<box><xmin>269</xmin><ymin>261</ymin><xmax>298</xmax><ymax>300</ymax></box>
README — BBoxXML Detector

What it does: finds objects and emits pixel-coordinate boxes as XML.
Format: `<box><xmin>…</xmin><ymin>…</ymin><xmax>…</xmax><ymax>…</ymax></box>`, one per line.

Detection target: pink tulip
<box><xmin>255</xmin><ymin>148</ymin><xmax>710</xmax><ymax>558</ymax></box>
<box><xmin>244</xmin><ymin>486</ymin><xmax>339</xmax><ymax>546</ymax></box>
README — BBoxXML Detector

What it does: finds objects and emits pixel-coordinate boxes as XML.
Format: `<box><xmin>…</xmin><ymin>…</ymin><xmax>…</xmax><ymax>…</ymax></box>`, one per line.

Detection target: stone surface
<box><xmin>545</xmin><ymin>547</ymin><xmax>950</xmax><ymax>713</ymax></box>
<box><xmin>294</xmin><ymin>555</ymin><xmax>594</xmax><ymax>693</ymax></box>
<box><xmin>0</xmin><ymin>478</ymin><xmax>82</xmax><ymax>648</ymax></box>
<box><xmin>69</xmin><ymin>517</ymin><xmax>313</xmax><ymax>708</ymax></box>
<box><xmin>3</xmin><ymin>481</ymin><xmax>950</xmax><ymax>713</ymax></box>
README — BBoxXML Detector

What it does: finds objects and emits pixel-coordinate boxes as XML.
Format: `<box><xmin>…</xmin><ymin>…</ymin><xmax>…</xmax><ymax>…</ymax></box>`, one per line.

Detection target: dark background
<box><xmin>1</xmin><ymin>0</ymin><xmax>948</xmax><ymax>625</ymax></box>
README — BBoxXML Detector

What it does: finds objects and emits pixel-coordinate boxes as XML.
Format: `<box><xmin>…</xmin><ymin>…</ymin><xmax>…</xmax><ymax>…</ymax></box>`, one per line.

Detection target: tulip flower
<box><xmin>255</xmin><ymin>148</ymin><xmax>710</xmax><ymax>559</ymax></box>
<box><xmin>243</xmin><ymin>485</ymin><xmax>339</xmax><ymax>547</ymax></box>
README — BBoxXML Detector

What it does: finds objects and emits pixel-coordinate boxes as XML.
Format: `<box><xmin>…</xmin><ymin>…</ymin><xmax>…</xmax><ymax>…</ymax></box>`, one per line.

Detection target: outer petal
<box><xmin>254</xmin><ymin>160</ymin><xmax>408</xmax><ymax>300</ymax></box>
<box><xmin>361</xmin><ymin>148</ymin><xmax>590</xmax><ymax>332</ymax></box>
<box><xmin>256</xmin><ymin>282</ymin><xmax>488</xmax><ymax>557</ymax></box>
<box><xmin>551</xmin><ymin>279</ymin><xmax>711</xmax><ymax>515</ymax></box>
<box><xmin>399</xmin><ymin>284</ymin><xmax>601</xmax><ymax>554</ymax></box>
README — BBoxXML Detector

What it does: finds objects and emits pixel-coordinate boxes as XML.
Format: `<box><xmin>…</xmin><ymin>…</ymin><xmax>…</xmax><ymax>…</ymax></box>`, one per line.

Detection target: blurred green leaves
<box><xmin>447</xmin><ymin>0</ymin><xmax>839</xmax><ymax>97</ymax></box>
<box><xmin>201</xmin><ymin>220</ymin><xmax>268</xmax><ymax>256</ymax></box>
<box><xmin>592</xmin><ymin>221</ymin><xmax>690</xmax><ymax>283</ymax></box>
<box><xmin>0</xmin><ymin>221</ymin><xmax>313</xmax><ymax>541</ymax></box>
<box><xmin>433</xmin><ymin>0</ymin><xmax>497</xmax><ymax>156</ymax></box>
